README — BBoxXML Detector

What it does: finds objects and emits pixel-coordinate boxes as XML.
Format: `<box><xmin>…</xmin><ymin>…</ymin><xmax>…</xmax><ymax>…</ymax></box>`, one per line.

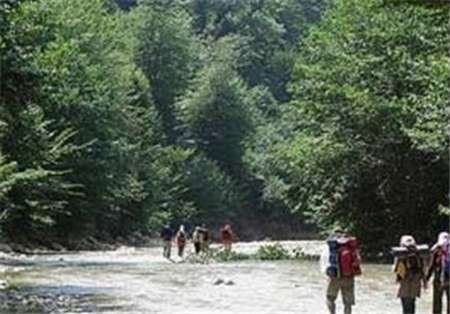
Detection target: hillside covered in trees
<box><xmin>0</xmin><ymin>0</ymin><xmax>448</xmax><ymax>254</ymax></box>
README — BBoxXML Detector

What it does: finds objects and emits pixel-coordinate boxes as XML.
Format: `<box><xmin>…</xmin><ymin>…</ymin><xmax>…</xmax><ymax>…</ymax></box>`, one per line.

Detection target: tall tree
<box><xmin>4</xmin><ymin>0</ymin><xmax>152</xmax><ymax>242</ymax></box>
<box><xmin>132</xmin><ymin>1</ymin><xmax>199</xmax><ymax>143</ymax></box>
<box><xmin>179</xmin><ymin>41</ymin><xmax>253</xmax><ymax>176</ymax></box>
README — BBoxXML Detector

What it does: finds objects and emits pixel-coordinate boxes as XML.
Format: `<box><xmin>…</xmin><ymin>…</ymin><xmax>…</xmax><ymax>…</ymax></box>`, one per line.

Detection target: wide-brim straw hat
<box><xmin>400</xmin><ymin>235</ymin><xmax>416</xmax><ymax>248</ymax></box>
<box><xmin>438</xmin><ymin>232</ymin><xmax>449</xmax><ymax>246</ymax></box>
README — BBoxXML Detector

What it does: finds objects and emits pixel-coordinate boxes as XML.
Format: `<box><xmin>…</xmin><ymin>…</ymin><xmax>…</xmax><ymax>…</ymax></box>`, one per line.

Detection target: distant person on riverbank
<box><xmin>322</xmin><ymin>229</ymin><xmax>361</xmax><ymax>314</ymax></box>
<box><xmin>175</xmin><ymin>225</ymin><xmax>187</xmax><ymax>258</ymax></box>
<box><xmin>193</xmin><ymin>226</ymin><xmax>202</xmax><ymax>254</ymax></box>
<box><xmin>427</xmin><ymin>232</ymin><xmax>450</xmax><ymax>314</ymax></box>
<box><xmin>221</xmin><ymin>224</ymin><xmax>234</xmax><ymax>252</ymax></box>
<box><xmin>160</xmin><ymin>224</ymin><xmax>173</xmax><ymax>259</ymax></box>
<box><xmin>393</xmin><ymin>235</ymin><xmax>427</xmax><ymax>314</ymax></box>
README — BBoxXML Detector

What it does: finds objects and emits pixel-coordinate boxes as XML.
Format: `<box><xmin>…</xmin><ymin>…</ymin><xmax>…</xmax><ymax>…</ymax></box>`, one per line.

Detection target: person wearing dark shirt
<box><xmin>160</xmin><ymin>224</ymin><xmax>173</xmax><ymax>259</ymax></box>
<box><xmin>192</xmin><ymin>226</ymin><xmax>202</xmax><ymax>254</ymax></box>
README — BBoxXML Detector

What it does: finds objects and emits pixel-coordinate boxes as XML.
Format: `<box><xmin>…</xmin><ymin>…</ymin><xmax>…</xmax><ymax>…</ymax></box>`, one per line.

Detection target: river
<box><xmin>2</xmin><ymin>241</ymin><xmax>433</xmax><ymax>313</ymax></box>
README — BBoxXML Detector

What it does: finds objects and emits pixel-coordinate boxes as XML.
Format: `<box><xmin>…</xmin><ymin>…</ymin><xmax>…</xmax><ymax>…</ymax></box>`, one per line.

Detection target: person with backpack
<box><xmin>221</xmin><ymin>224</ymin><xmax>234</xmax><ymax>252</ymax></box>
<box><xmin>199</xmin><ymin>224</ymin><xmax>210</xmax><ymax>252</ymax></box>
<box><xmin>427</xmin><ymin>232</ymin><xmax>450</xmax><ymax>314</ymax></box>
<box><xmin>192</xmin><ymin>226</ymin><xmax>202</xmax><ymax>255</ymax></box>
<box><xmin>322</xmin><ymin>230</ymin><xmax>362</xmax><ymax>314</ymax></box>
<box><xmin>175</xmin><ymin>225</ymin><xmax>187</xmax><ymax>258</ymax></box>
<box><xmin>393</xmin><ymin>235</ymin><xmax>427</xmax><ymax>314</ymax></box>
<box><xmin>160</xmin><ymin>224</ymin><xmax>174</xmax><ymax>259</ymax></box>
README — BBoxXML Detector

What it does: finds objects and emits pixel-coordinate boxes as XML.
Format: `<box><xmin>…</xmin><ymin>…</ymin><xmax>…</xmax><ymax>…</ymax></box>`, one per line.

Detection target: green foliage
<box><xmin>179</xmin><ymin>51</ymin><xmax>253</xmax><ymax>175</ymax></box>
<box><xmin>0</xmin><ymin>153</ymin><xmax>20</xmax><ymax>211</ymax></box>
<box><xmin>0</xmin><ymin>0</ymin><xmax>152</xmax><ymax>242</ymax></box>
<box><xmin>186</xmin><ymin>244</ymin><xmax>316</xmax><ymax>263</ymax></box>
<box><xmin>255</xmin><ymin>243</ymin><xmax>290</xmax><ymax>260</ymax></box>
<box><xmin>0</xmin><ymin>105</ymin><xmax>82</xmax><ymax>238</ymax></box>
<box><xmin>146</xmin><ymin>146</ymin><xmax>196</xmax><ymax>227</ymax></box>
<box><xmin>188</xmin><ymin>247</ymin><xmax>251</xmax><ymax>263</ymax></box>
<box><xmin>282</xmin><ymin>0</ymin><xmax>449</xmax><ymax>252</ymax></box>
<box><xmin>11</xmin><ymin>0</ymin><xmax>444</xmax><ymax>255</ymax></box>
<box><xmin>185</xmin><ymin>154</ymin><xmax>243</xmax><ymax>224</ymax></box>
<box><xmin>185</xmin><ymin>0</ymin><xmax>317</xmax><ymax>101</ymax></box>
<box><xmin>132</xmin><ymin>1</ymin><xmax>199</xmax><ymax>143</ymax></box>
<box><xmin>213</xmin><ymin>249</ymin><xmax>251</xmax><ymax>262</ymax></box>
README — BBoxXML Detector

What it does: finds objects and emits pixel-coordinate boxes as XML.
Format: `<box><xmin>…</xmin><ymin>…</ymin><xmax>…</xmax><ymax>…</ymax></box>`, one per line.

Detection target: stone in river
<box><xmin>213</xmin><ymin>278</ymin><xmax>225</xmax><ymax>285</ymax></box>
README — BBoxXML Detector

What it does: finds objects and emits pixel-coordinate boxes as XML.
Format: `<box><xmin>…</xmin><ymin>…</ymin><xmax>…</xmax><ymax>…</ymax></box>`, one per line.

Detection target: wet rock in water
<box><xmin>214</xmin><ymin>278</ymin><xmax>235</xmax><ymax>286</ymax></box>
<box><xmin>0</xmin><ymin>290</ymin><xmax>82</xmax><ymax>313</ymax></box>
<box><xmin>0</xmin><ymin>279</ymin><xmax>9</xmax><ymax>290</ymax></box>
<box><xmin>213</xmin><ymin>278</ymin><xmax>225</xmax><ymax>285</ymax></box>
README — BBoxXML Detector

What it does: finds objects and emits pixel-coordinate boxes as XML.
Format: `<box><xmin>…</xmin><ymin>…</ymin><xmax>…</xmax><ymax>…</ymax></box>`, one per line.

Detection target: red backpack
<box><xmin>338</xmin><ymin>238</ymin><xmax>362</xmax><ymax>277</ymax></box>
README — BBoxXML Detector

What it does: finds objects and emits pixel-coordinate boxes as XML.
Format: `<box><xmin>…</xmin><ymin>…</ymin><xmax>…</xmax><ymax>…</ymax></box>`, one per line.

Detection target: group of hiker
<box><xmin>160</xmin><ymin>223</ymin><xmax>234</xmax><ymax>259</ymax></box>
<box><xmin>161</xmin><ymin>223</ymin><xmax>450</xmax><ymax>313</ymax></box>
<box><xmin>322</xmin><ymin>230</ymin><xmax>450</xmax><ymax>314</ymax></box>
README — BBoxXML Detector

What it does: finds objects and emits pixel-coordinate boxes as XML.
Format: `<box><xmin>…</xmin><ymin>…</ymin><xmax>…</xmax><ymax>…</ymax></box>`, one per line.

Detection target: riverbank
<box><xmin>0</xmin><ymin>232</ymin><xmax>160</xmax><ymax>255</ymax></box>
<box><xmin>1</xmin><ymin>228</ymin><xmax>321</xmax><ymax>254</ymax></box>
<box><xmin>1</xmin><ymin>217</ymin><xmax>318</xmax><ymax>254</ymax></box>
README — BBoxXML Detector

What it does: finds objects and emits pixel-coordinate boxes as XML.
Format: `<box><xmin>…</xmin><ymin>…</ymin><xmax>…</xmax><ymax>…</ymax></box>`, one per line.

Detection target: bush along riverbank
<box><xmin>185</xmin><ymin>243</ymin><xmax>321</xmax><ymax>264</ymax></box>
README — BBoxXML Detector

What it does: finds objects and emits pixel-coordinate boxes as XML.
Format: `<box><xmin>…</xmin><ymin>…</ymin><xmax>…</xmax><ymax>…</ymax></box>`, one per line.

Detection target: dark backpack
<box><xmin>178</xmin><ymin>231</ymin><xmax>186</xmax><ymax>244</ymax></box>
<box><xmin>406</xmin><ymin>254</ymin><xmax>422</xmax><ymax>274</ymax></box>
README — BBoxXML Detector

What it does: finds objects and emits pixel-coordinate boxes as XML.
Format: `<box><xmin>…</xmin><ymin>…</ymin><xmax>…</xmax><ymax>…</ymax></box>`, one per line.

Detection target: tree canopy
<box><xmin>0</xmin><ymin>0</ymin><xmax>447</xmax><ymax>253</ymax></box>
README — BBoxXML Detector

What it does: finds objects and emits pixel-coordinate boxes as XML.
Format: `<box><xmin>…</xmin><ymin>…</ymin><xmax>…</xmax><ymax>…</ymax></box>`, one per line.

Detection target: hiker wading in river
<box><xmin>199</xmin><ymin>224</ymin><xmax>210</xmax><ymax>252</ymax></box>
<box><xmin>160</xmin><ymin>224</ymin><xmax>174</xmax><ymax>259</ymax></box>
<box><xmin>176</xmin><ymin>225</ymin><xmax>187</xmax><ymax>258</ymax></box>
<box><xmin>321</xmin><ymin>230</ymin><xmax>362</xmax><ymax>314</ymax></box>
<box><xmin>393</xmin><ymin>235</ymin><xmax>427</xmax><ymax>314</ymax></box>
<box><xmin>192</xmin><ymin>226</ymin><xmax>202</xmax><ymax>255</ymax></box>
<box><xmin>221</xmin><ymin>224</ymin><xmax>234</xmax><ymax>252</ymax></box>
<box><xmin>427</xmin><ymin>232</ymin><xmax>450</xmax><ymax>314</ymax></box>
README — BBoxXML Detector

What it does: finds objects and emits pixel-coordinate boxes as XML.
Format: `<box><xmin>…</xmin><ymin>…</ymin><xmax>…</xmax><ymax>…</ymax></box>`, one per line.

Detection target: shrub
<box><xmin>255</xmin><ymin>243</ymin><xmax>291</xmax><ymax>260</ymax></box>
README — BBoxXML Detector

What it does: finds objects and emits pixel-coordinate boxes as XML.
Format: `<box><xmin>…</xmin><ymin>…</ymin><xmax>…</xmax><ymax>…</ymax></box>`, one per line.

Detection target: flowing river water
<box><xmin>2</xmin><ymin>241</ymin><xmax>433</xmax><ymax>313</ymax></box>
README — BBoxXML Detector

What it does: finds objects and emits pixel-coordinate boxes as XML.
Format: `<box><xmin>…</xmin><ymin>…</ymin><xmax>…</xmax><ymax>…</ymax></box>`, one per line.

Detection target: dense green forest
<box><xmin>0</xmin><ymin>0</ymin><xmax>448</xmax><ymax>254</ymax></box>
